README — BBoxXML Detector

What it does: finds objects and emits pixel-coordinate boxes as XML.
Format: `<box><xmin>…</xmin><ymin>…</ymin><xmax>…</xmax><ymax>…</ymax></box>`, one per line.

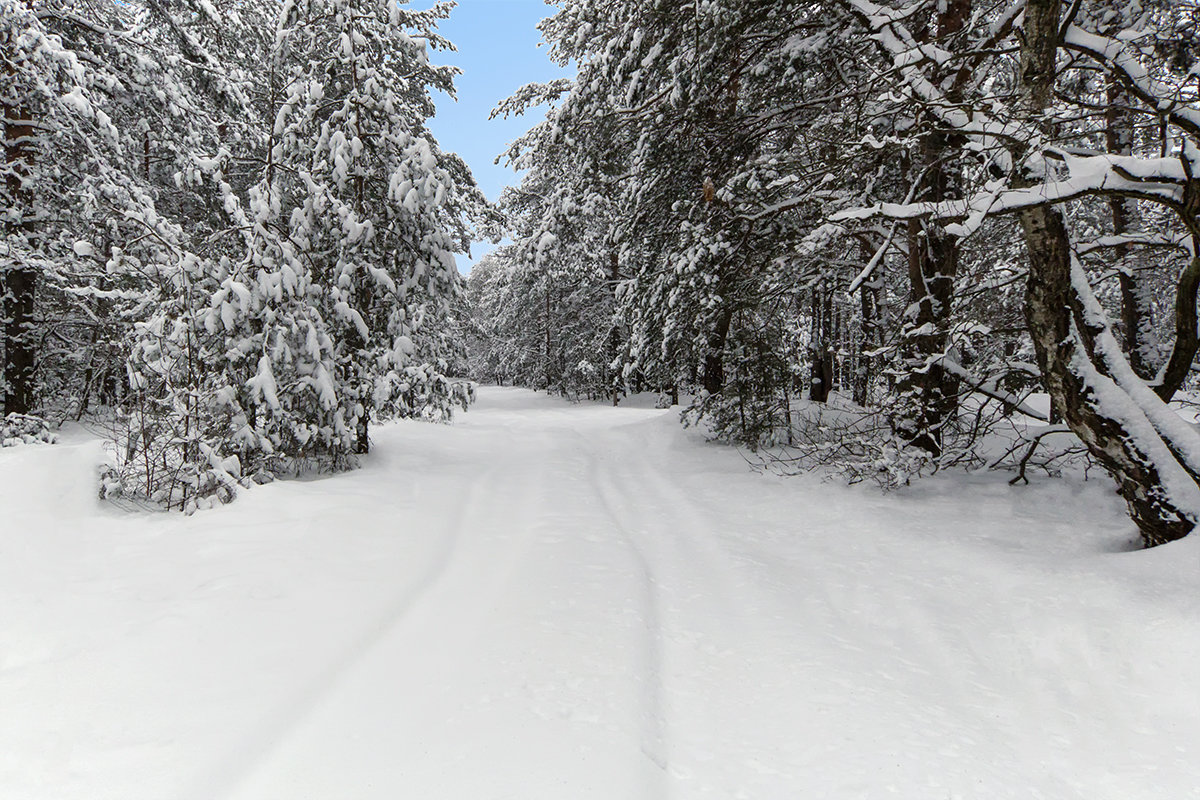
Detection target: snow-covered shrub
<box><xmin>1</xmin><ymin>414</ymin><xmax>57</xmax><ymax>447</ymax></box>
<box><xmin>723</xmin><ymin>389</ymin><xmax>1044</xmax><ymax>489</ymax></box>
<box><xmin>102</xmin><ymin>404</ymin><xmax>249</xmax><ymax>512</ymax></box>
<box><xmin>378</xmin><ymin>366</ymin><xmax>475</xmax><ymax>423</ymax></box>
<box><xmin>987</xmin><ymin>425</ymin><xmax>1095</xmax><ymax>486</ymax></box>
<box><xmin>112</xmin><ymin>251</ymin><xmax>357</xmax><ymax>509</ymax></box>
<box><xmin>701</xmin><ymin>392</ymin><xmax>926</xmax><ymax>489</ymax></box>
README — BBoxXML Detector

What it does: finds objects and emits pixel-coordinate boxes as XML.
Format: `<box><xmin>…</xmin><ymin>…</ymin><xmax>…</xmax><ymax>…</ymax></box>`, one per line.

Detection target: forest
<box><xmin>4</xmin><ymin>0</ymin><xmax>1200</xmax><ymax>548</ymax></box>
<box><xmin>3</xmin><ymin>2</ymin><xmax>1199</xmax><ymax>795</ymax></box>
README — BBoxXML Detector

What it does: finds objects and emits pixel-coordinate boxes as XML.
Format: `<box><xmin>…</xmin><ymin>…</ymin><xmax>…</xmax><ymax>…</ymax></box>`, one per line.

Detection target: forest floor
<box><xmin>1</xmin><ymin>386</ymin><xmax>1197</xmax><ymax>800</ymax></box>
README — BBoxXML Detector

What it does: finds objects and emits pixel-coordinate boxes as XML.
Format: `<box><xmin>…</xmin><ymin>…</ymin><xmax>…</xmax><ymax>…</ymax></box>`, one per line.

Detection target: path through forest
<box><xmin>0</xmin><ymin>387</ymin><xmax>1196</xmax><ymax>799</ymax></box>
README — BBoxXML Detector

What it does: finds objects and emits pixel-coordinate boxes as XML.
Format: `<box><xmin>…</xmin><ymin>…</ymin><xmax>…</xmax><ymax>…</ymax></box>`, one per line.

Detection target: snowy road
<box><xmin>1</xmin><ymin>387</ymin><xmax>1197</xmax><ymax>799</ymax></box>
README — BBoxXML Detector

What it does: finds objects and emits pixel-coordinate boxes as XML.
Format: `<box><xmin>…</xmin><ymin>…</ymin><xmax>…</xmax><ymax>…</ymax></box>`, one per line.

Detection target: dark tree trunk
<box><xmin>3</xmin><ymin>19</ymin><xmax>37</xmax><ymax>416</ymax></box>
<box><xmin>809</xmin><ymin>286</ymin><xmax>833</xmax><ymax>403</ymax></box>
<box><xmin>607</xmin><ymin>251</ymin><xmax>622</xmax><ymax>406</ymax></box>
<box><xmin>2</xmin><ymin>267</ymin><xmax>36</xmax><ymax>416</ymax></box>
<box><xmin>701</xmin><ymin>307</ymin><xmax>733</xmax><ymax>395</ymax></box>
<box><xmin>543</xmin><ymin>279</ymin><xmax>553</xmax><ymax>391</ymax></box>
<box><xmin>895</xmin><ymin>217</ymin><xmax>959</xmax><ymax>454</ymax></box>
<box><xmin>853</xmin><ymin>277</ymin><xmax>879</xmax><ymax>407</ymax></box>
<box><xmin>1155</xmin><ymin>251</ymin><xmax>1200</xmax><ymax>401</ymax></box>
<box><xmin>890</xmin><ymin>1</ymin><xmax>969</xmax><ymax>454</ymax></box>
<box><xmin>1106</xmin><ymin>78</ymin><xmax>1156</xmax><ymax>380</ymax></box>
<box><xmin>355</xmin><ymin>414</ymin><xmax>369</xmax><ymax>455</ymax></box>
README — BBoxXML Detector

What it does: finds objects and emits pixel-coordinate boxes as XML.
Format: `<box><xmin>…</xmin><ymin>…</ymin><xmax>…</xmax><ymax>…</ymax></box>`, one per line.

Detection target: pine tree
<box><xmin>115</xmin><ymin>0</ymin><xmax>485</xmax><ymax>508</ymax></box>
<box><xmin>271</xmin><ymin>0</ymin><xmax>479</xmax><ymax>451</ymax></box>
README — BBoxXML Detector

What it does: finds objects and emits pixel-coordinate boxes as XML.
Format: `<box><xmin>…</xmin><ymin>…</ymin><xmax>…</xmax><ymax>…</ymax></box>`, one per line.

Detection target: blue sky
<box><xmin>424</xmin><ymin>0</ymin><xmax>570</xmax><ymax>272</ymax></box>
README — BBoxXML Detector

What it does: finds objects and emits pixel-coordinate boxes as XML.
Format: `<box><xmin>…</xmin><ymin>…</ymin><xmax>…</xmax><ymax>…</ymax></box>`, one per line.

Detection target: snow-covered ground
<box><xmin>1</xmin><ymin>386</ymin><xmax>1196</xmax><ymax>800</ymax></box>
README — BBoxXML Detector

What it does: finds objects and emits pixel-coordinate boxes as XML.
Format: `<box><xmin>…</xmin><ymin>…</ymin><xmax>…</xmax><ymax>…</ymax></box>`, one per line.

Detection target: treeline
<box><xmin>467</xmin><ymin>0</ymin><xmax>1200</xmax><ymax>547</ymax></box>
<box><xmin>1</xmin><ymin>0</ymin><xmax>482</xmax><ymax>510</ymax></box>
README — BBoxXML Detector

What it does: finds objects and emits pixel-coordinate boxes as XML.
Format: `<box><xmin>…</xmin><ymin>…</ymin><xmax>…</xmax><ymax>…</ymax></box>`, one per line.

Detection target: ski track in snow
<box><xmin>585</xmin><ymin>441</ymin><xmax>671</xmax><ymax>794</ymax></box>
<box><xmin>192</xmin><ymin>462</ymin><xmax>504</xmax><ymax>800</ymax></box>
<box><xmin>0</xmin><ymin>386</ymin><xmax>1197</xmax><ymax>800</ymax></box>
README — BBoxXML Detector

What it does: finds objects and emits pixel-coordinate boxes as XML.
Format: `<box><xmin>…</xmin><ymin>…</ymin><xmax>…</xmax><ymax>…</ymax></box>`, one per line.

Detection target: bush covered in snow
<box><xmin>1</xmin><ymin>414</ymin><xmax>57</xmax><ymax>448</ymax></box>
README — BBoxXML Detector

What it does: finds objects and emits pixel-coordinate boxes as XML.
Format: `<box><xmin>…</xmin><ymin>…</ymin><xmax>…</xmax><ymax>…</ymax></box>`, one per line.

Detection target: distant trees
<box><xmin>474</xmin><ymin>0</ymin><xmax>1200</xmax><ymax>546</ymax></box>
<box><xmin>2</xmin><ymin>0</ymin><xmax>481</xmax><ymax>510</ymax></box>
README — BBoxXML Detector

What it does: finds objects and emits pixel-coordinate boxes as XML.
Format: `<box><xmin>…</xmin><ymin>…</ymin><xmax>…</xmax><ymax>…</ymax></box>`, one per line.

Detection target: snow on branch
<box><xmin>847</xmin><ymin>222</ymin><xmax>898</xmax><ymax>294</ymax></box>
<box><xmin>834</xmin><ymin>153</ymin><xmax>1194</xmax><ymax>236</ymax></box>
<box><xmin>939</xmin><ymin>358</ymin><xmax>1049</xmax><ymax>422</ymax></box>
<box><xmin>1062</xmin><ymin>25</ymin><xmax>1200</xmax><ymax>139</ymax></box>
<box><xmin>1075</xmin><ymin>232</ymin><xmax>1191</xmax><ymax>256</ymax></box>
<box><xmin>843</xmin><ymin>0</ymin><xmax>1030</xmax><ymax>148</ymax></box>
<box><xmin>490</xmin><ymin>79</ymin><xmax>575</xmax><ymax>120</ymax></box>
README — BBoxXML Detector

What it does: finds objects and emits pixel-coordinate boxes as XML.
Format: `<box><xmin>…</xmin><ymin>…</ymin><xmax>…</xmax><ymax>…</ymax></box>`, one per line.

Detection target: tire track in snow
<box><xmin>618</xmin><ymin>437</ymin><xmax>748</xmax><ymax>618</ymax></box>
<box><xmin>190</xmin><ymin>463</ymin><xmax>503</xmax><ymax>800</ymax></box>
<box><xmin>609</xmin><ymin>423</ymin><xmax>840</xmax><ymax>648</ymax></box>
<box><xmin>578</xmin><ymin>435</ymin><xmax>672</xmax><ymax>797</ymax></box>
<box><xmin>584</xmin><ymin>423</ymin><xmax>788</xmax><ymax>793</ymax></box>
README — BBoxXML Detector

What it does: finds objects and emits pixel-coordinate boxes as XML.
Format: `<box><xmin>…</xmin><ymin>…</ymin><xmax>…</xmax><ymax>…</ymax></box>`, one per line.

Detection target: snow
<box><xmin>1</xmin><ymin>387</ymin><xmax>1197</xmax><ymax>799</ymax></box>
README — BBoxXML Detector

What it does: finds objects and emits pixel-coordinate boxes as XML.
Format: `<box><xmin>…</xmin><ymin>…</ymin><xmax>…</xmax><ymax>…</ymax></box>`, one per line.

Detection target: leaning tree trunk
<box><xmin>1018</xmin><ymin>0</ymin><xmax>1197</xmax><ymax>546</ymax></box>
<box><xmin>2</xmin><ymin>16</ymin><xmax>38</xmax><ymax>416</ymax></box>
<box><xmin>1021</xmin><ymin>205</ymin><xmax>1195</xmax><ymax>544</ymax></box>
<box><xmin>1155</xmin><ymin>248</ymin><xmax>1200</xmax><ymax>401</ymax></box>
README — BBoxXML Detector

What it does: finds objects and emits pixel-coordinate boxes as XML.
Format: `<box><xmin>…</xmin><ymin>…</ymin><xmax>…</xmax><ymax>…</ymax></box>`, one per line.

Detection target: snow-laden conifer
<box><xmin>270</xmin><ymin>0</ymin><xmax>480</xmax><ymax>450</ymax></box>
<box><xmin>116</xmin><ymin>0</ymin><xmax>484</xmax><ymax>508</ymax></box>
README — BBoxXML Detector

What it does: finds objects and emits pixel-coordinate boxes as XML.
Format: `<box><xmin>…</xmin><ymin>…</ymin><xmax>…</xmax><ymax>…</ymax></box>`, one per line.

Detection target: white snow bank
<box><xmin>0</xmin><ymin>387</ymin><xmax>1195</xmax><ymax>799</ymax></box>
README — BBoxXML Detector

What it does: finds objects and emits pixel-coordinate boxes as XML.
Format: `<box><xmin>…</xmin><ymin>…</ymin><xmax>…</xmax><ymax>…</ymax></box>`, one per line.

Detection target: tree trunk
<box><xmin>895</xmin><ymin>217</ymin><xmax>959</xmax><ymax>454</ymax></box>
<box><xmin>355</xmin><ymin>414</ymin><xmax>369</xmax><ymax>455</ymax></box>
<box><xmin>1021</xmin><ymin>205</ymin><xmax>1193</xmax><ymax>544</ymax></box>
<box><xmin>853</xmin><ymin>277</ymin><xmax>879</xmax><ymax>407</ymax></box>
<box><xmin>1106</xmin><ymin>79</ymin><xmax>1156</xmax><ymax>380</ymax></box>
<box><xmin>2</xmin><ymin>267</ymin><xmax>36</xmax><ymax>416</ymax></box>
<box><xmin>543</xmin><ymin>278</ymin><xmax>552</xmax><ymax>391</ymax></box>
<box><xmin>607</xmin><ymin>251</ymin><xmax>622</xmax><ymax>406</ymax></box>
<box><xmin>701</xmin><ymin>307</ymin><xmax>732</xmax><ymax>395</ymax></box>
<box><xmin>1018</xmin><ymin>0</ymin><xmax>1195</xmax><ymax>546</ymax></box>
<box><xmin>1155</xmin><ymin>250</ymin><xmax>1200</xmax><ymax>401</ymax></box>
<box><xmin>809</xmin><ymin>285</ymin><xmax>833</xmax><ymax>403</ymax></box>
<box><xmin>2</xmin><ymin>19</ymin><xmax>37</xmax><ymax>416</ymax></box>
<box><xmin>891</xmin><ymin>1</ymin><xmax>969</xmax><ymax>454</ymax></box>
